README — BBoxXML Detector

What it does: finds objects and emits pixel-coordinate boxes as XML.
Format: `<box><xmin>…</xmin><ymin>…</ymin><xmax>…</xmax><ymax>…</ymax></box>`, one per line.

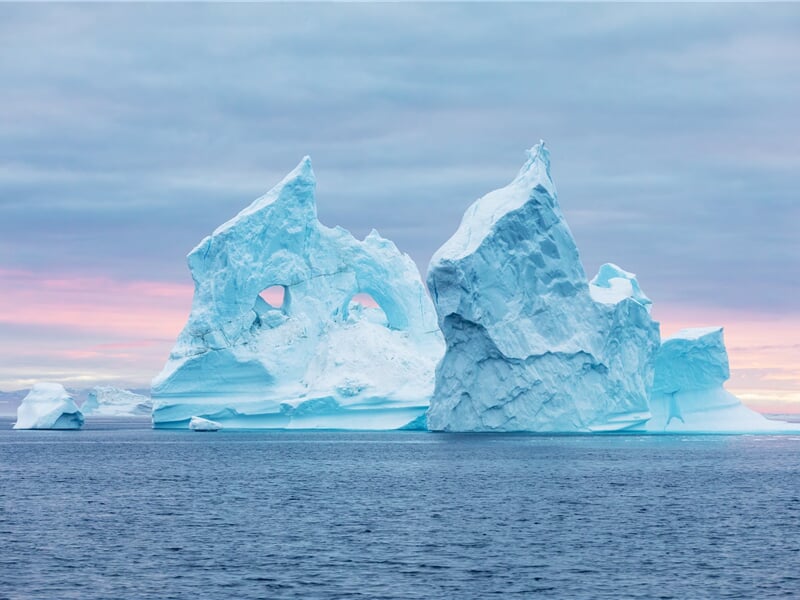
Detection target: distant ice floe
<box><xmin>82</xmin><ymin>386</ymin><xmax>152</xmax><ymax>417</ymax></box>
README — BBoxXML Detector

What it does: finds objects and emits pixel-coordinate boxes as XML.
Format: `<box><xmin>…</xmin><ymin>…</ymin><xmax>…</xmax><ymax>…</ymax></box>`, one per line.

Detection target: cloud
<box><xmin>0</xmin><ymin>4</ymin><xmax>798</xmax><ymax>393</ymax></box>
<box><xmin>0</xmin><ymin>269</ymin><xmax>191</xmax><ymax>389</ymax></box>
<box><xmin>0</xmin><ymin>269</ymin><xmax>192</xmax><ymax>336</ymax></box>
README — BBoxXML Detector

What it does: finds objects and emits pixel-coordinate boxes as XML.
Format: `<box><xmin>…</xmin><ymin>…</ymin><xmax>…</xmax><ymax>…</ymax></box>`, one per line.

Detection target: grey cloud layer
<box><xmin>1</xmin><ymin>3</ymin><xmax>798</xmax><ymax>313</ymax></box>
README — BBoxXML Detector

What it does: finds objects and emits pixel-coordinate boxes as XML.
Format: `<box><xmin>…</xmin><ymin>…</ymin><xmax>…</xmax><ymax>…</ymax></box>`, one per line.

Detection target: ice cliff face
<box><xmin>426</xmin><ymin>142</ymin><xmax>660</xmax><ymax>432</ymax></box>
<box><xmin>14</xmin><ymin>383</ymin><xmax>84</xmax><ymax>430</ymax></box>
<box><xmin>152</xmin><ymin>157</ymin><xmax>443</xmax><ymax>429</ymax></box>
<box><xmin>647</xmin><ymin>327</ymin><xmax>795</xmax><ymax>432</ymax></box>
<box><xmin>82</xmin><ymin>386</ymin><xmax>152</xmax><ymax>417</ymax></box>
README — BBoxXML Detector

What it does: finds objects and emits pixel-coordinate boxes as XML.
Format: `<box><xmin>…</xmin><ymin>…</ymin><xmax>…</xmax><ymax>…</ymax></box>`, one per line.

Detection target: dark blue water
<box><xmin>1</xmin><ymin>419</ymin><xmax>799</xmax><ymax>599</ymax></box>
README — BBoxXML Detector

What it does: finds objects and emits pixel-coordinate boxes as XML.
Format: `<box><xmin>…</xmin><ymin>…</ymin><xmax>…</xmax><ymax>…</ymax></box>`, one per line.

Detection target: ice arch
<box><xmin>152</xmin><ymin>156</ymin><xmax>444</xmax><ymax>430</ymax></box>
<box><xmin>257</xmin><ymin>285</ymin><xmax>288</xmax><ymax>310</ymax></box>
<box><xmin>340</xmin><ymin>287</ymin><xmax>406</xmax><ymax>329</ymax></box>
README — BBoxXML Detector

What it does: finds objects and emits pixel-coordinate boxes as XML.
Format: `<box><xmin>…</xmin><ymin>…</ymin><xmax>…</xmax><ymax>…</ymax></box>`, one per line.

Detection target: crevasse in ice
<box><xmin>82</xmin><ymin>386</ymin><xmax>152</xmax><ymax>417</ymax></box>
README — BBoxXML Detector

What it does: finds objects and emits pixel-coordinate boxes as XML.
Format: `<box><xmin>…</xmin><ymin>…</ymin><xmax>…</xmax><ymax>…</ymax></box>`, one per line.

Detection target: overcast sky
<box><xmin>1</xmin><ymin>3</ymin><xmax>798</xmax><ymax>406</ymax></box>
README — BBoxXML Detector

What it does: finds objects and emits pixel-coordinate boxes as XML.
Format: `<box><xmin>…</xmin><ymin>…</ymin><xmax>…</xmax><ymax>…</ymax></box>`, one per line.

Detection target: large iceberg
<box><xmin>82</xmin><ymin>386</ymin><xmax>152</xmax><ymax>417</ymax></box>
<box><xmin>426</xmin><ymin>142</ymin><xmax>660</xmax><ymax>432</ymax></box>
<box><xmin>647</xmin><ymin>327</ymin><xmax>798</xmax><ymax>432</ymax></box>
<box><xmin>13</xmin><ymin>383</ymin><xmax>84</xmax><ymax>430</ymax></box>
<box><xmin>152</xmin><ymin>157</ymin><xmax>443</xmax><ymax>429</ymax></box>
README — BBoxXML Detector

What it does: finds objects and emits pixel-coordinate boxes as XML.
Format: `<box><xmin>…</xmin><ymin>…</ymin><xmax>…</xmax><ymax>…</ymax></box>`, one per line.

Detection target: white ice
<box><xmin>14</xmin><ymin>382</ymin><xmax>84</xmax><ymax>430</ymax></box>
<box><xmin>189</xmin><ymin>416</ymin><xmax>222</xmax><ymax>431</ymax></box>
<box><xmin>589</xmin><ymin>263</ymin><xmax>652</xmax><ymax>312</ymax></box>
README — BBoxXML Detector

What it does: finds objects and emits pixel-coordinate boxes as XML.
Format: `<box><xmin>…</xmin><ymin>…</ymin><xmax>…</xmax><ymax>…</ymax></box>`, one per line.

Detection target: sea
<box><xmin>1</xmin><ymin>418</ymin><xmax>799</xmax><ymax>599</ymax></box>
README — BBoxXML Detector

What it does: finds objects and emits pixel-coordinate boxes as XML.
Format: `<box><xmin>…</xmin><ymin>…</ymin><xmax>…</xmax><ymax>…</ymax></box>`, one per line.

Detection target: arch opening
<box><xmin>253</xmin><ymin>285</ymin><xmax>291</xmax><ymax>329</ymax></box>
<box><xmin>344</xmin><ymin>292</ymin><xmax>388</xmax><ymax>326</ymax></box>
<box><xmin>259</xmin><ymin>285</ymin><xmax>286</xmax><ymax>309</ymax></box>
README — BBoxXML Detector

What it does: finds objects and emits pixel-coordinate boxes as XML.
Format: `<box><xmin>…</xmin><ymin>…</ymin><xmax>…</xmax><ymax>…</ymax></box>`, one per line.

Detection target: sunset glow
<box><xmin>2</xmin><ymin>268</ymin><xmax>797</xmax><ymax>413</ymax></box>
<box><xmin>0</xmin><ymin>269</ymin><xmax>192</xmax><ymax>390</ymax></box>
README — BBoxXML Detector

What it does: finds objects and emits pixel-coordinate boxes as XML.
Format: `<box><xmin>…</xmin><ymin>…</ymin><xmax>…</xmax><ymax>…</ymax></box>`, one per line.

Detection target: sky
<box><xmin>0</xmin><ymin>3</ymin><xmax>798</xmax><ymax>412</ymax></box>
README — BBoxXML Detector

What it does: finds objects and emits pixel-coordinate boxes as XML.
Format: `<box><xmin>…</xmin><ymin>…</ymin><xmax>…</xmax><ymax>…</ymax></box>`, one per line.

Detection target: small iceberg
<box><xmin>647</xmin><ymin>327</ymin><xmax>799</xmax><ymax>433</ymax></box>
<box><xmin>14</xmin><ymin>383</ymin><xmax>84</xmax><ymax>430</ymax></box>
<box><xmin>189</xmin><ymin>416</ymin><xmax>222</xmax><ymax>432</ymax></box>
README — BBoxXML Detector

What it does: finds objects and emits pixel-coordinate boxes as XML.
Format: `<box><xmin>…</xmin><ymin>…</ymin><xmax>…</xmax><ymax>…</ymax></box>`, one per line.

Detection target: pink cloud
<box><xmin>0</xmin><ymin>269</ymin><xmax>193</xmax><ymax>338</ymax></box>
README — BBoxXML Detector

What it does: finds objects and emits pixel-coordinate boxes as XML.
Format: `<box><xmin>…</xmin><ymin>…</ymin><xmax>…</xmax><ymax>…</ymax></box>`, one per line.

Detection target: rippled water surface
<box><xmin>1</xmin><ymin>419</ymin><xmax>799</xmax><ymax>599</ymax></box>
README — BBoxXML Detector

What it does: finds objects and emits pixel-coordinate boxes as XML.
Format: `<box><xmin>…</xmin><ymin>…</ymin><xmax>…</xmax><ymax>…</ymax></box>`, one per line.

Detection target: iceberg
<box><xmin>13</xmin><ymin>383</ymin><xmax>84</xmax><ymax>430</ymax></box>
<box><xmin>426</xmin><ymin>142</ymin><xmax>660</xmax><ymax>432</ymax></box>
<box><xmin>82</xmin><ymin>386</ymin><xmax>152</xmax><ymax>417</ymax></box>
<box><xmin>647</xmin><ymin>327</ymin><xmax>798</xmax><ymax>432</ymax></box>
<box><xmin>189</xmin><ymin>416</ymin><xmax>222</xmax><ymax>431</ymax></box>
<box><xmin>152</xmin><ymin>157</ymin><xmax>444</xmax><ymax>429</ymax></box>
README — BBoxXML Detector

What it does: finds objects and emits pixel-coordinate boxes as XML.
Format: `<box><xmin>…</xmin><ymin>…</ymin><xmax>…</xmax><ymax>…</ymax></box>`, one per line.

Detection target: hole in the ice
<box><xmin>345</xmin><ymin>292</ymin><xmax>388</xmax><ymax>326</ymax></box>
<box><xmin>259</xmin><ymin>285</ymin><xmax>286</xmax><ymax>309</ymax></box>
<box><xmin>350</xmin><ymin>293</ymin><xmax>379</xmax><ymax>309</ymax></box>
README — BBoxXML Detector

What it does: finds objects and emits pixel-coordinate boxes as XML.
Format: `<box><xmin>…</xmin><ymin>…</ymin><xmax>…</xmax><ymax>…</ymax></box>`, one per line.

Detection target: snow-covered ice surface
<box><xmin>82</xmin><ymin>386</ymin><xmax>152</xmax><ymax>417</ymax></box>
<box><xmin>647</xmin><ymin>327</ymin><xmax>800</xmax><ymax>433</ymax></box>
<box><xmin>426</xmin><ymin>142</ymin><xmax>660</xmax><ymax>432</ymax></box>
<box><xmin>189</xmin><ymin>416</ymin><xmax>222</xmax><ymax>431</ymax></box>
<box><xmin>13</xmin><ymin>383</ymin><xmax>84</xmax><ymax>430</ymax></box>
<box><xmin>589</xmin><ymin>263</ymin><xmax>652</xmax><ymax>311</ymax></box>
<box><xmin>152</xmin><ymin>157</ymin><xmax>443</xmax><ymax>429</ymax></box>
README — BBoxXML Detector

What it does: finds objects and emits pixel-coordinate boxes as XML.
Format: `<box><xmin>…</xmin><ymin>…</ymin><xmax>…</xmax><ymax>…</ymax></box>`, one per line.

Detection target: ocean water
<box><xmin>1</xmin><ymin>419</ymin><xmax>799</xmax><ymax>599</ymax></box>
